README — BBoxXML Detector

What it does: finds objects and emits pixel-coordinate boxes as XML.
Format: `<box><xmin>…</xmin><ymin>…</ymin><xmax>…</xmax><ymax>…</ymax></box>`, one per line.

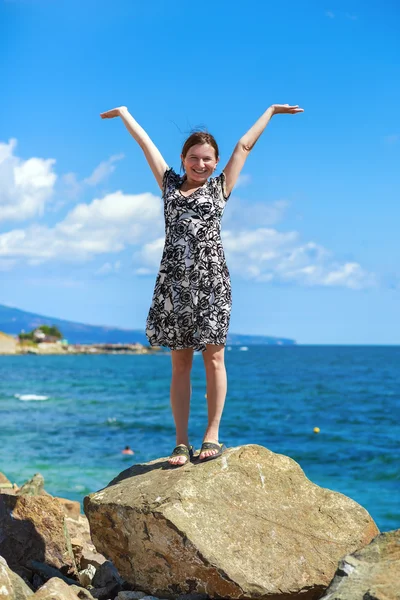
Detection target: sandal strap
<box><xmin>201</xmin><ymin>442</ymin><xmax>223</xmax><ymax>451</ymax></box>
<box><xmin>170</xmin><ymin>444</ymin><xmax>193</xmax><ymax>458</ymax></box>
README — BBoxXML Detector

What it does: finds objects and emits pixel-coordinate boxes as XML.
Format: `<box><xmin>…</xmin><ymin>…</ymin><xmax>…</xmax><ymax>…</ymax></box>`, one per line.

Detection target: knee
<box><xmin>204</xmin><ymin>353</ymin><xmax>225</xmax><ymax>372</ymax></box>
<box><xmin>172</xmin><ymin>358</ymin><xmax>193</xmax><ymax>376</ymax></box>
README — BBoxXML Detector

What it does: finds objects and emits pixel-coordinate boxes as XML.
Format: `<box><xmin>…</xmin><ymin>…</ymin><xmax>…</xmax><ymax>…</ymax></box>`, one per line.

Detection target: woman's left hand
<box><xmin>270</xmin><ymin>104</ymin><xmax>304</xmax><ymax>115</ymax></box>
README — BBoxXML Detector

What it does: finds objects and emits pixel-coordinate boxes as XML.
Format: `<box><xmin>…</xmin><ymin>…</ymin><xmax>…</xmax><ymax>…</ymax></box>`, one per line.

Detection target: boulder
<box><xmin>0</xmin><ymin>471</ymin><xmax>13</xmax><ymax>489</ymax></box>
<box><xmin>92</xmin><ymin>560</ymin><xmax>123</xmax><ymax>588</ymax></box>
<box><xmin>56</xmin><ymin>497</ymin><xmax>82</xmax><ymax>520</ymax></box>
<box><xmin>320</xmin><ymin>528</ymin><xmax>400</xmax><ymax>599</ymax></box>
<box><xmin>17</xmin><ymin>473</ymin><xmax>46</xmax><ymax>496</ymax></box>
<box><xmin>90</xmin><ymin>582</ymin><xmax>121</xmax><ymax>600</ymax></box>
<box><xmin>70</xmin><ymin>586</ymin><xmax>95</xmax><ymax>599</ymax></box>
<box><xmin>0</xmin><ymin>555</ymin><xmax>34</xmax><ymax>599</ymax></box>
<box><xmin>0</xmin><ymin>493</ymin><xmax>77</xmax><ymax>577</ymax></box>
<box><xmin>32</xmin><ymin>577</ymin><xmax>82</xmax><ymax>600</ymax></box>
<box><xmin>84</xmin><ymin>444</ymin><xmax>379</xmax><ymax>600</ymax></box>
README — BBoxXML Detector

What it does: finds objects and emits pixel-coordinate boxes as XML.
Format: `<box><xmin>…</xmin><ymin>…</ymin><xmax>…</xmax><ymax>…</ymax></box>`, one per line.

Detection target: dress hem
<box><xmin>146</xmin><ymin>338</ymin><xmax>228</xmax><ymax>352</ymax></box>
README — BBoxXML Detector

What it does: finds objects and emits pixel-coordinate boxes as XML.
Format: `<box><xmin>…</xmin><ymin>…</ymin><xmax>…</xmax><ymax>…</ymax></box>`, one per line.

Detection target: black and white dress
<box><xmin>145</xmin><ymin>167</ymin><xmax>232</xmax><ymax>352</ymax></box>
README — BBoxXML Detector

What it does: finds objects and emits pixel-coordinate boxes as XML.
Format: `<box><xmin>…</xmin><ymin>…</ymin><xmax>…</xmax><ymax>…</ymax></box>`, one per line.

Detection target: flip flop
<box><xmin>169</xmin><ymin>444</ymin><xmax>194</xmax><ymax>467</ymax></box>
<box><xmin>198</xmin><ymin>442</ymin><xmax>226</xmax><ymax>463</ymax></box>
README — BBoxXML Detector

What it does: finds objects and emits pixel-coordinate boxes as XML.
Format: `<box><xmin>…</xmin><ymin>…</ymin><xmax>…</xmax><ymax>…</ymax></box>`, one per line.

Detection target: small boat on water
<box><xmin>239</xmin><ymin>346</ymin><xmax>249</xmax><ymax>351</ymax></box>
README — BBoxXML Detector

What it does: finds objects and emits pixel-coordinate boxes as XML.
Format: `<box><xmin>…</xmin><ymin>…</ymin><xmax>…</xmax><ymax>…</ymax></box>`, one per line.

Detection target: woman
<box><xmin>100</xmin><ymin>103</ymin><xmax>303</xmax><ymax>466</ymax></box>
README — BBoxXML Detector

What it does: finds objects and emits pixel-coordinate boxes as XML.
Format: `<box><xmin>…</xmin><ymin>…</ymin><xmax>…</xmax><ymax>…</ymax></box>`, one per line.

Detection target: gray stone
<box><xmin>90</xmin><ymin>582</ymin><xmax>120</xmax><ymax>600</ymax></box>
<box><xmin>92</xmin><ymin>561</ymin><xmax>123</xmax><ymax>588</ymax></box>
<box><xmin>320</xmin><ymin>528</ymin><xmax>400</xmax><ymax>599</ymax></box>
<box><xmin>78</xmin><ymin>564</ymin><xmax>97</xmax><ymax>587</ymax></box>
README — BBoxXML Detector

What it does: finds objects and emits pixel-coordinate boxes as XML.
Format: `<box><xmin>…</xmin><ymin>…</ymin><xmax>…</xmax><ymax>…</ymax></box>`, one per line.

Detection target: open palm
<box><xmin>272</xmin><ymin>104</ymin><xmax>304</xmax><ymax>115</ymax></box>
<box><xmin>100</xmin><ymin>106</ymin><xmax>127</xmax><ymax>119</ymax></box>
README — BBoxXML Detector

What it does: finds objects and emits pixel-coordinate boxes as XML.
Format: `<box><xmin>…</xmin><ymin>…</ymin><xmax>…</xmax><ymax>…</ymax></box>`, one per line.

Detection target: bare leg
<box><xmin>200</xmin><ymin>344</ymin><xmax>227</xmax><ymax>459</ymax></box>
<box><xmin>169</xmin><ymin>348</ymin><xmax>194</xmax><ymax>465</ymax></box>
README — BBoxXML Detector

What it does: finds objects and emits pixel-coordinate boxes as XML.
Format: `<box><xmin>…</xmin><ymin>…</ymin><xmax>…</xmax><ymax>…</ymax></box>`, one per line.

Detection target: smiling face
<box><xmin>181</xmin><ymin>143</ymin><xmax>219</xmax><ymax>184</ymax></box>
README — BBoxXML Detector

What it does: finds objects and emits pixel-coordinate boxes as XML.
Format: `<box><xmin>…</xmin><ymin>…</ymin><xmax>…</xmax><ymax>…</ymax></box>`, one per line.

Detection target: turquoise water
<box><xmin>0</xmin><ymin>346</ymin><xmax>399</xmax><ymax>532</ymax></box>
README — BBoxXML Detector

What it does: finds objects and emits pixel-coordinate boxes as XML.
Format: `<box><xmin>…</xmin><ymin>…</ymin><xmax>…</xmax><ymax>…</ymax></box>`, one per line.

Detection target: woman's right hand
<box><xmin>100</xmin><ymin>106</ymin><xmax>128</xmax><ymax>119</ymax></box>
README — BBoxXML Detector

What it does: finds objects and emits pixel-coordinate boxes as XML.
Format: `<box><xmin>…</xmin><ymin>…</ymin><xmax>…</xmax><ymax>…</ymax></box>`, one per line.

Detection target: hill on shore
<box><xmin>0</xmin><ymin>304</ymin><xmax>296</xmax><ymax>346</ymax></box>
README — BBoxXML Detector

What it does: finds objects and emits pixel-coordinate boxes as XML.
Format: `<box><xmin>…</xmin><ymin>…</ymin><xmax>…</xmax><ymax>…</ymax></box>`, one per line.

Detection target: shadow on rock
<box><xmin>0</xmin><ymin>494</ymin><xmax>46</xmax><ymax>570</ymax></box>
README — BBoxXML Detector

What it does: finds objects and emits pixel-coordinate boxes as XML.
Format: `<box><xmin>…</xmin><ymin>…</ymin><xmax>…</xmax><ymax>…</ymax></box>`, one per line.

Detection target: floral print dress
<box><xmin>145</xmin><ymin>167</ymin><xmax>232</xmax><ymax>352</ymax></box>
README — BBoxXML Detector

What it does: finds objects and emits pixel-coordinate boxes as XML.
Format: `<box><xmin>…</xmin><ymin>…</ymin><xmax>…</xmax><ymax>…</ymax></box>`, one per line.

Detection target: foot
<box><xmin>199</xmin><ymin>439</ymin><xmax>222</xmax><ymax>461</ymax></box>
<box><xmin>168</xmin><ymin>444</ymin><xmax>193</xmax><ymax>466</ymax></box>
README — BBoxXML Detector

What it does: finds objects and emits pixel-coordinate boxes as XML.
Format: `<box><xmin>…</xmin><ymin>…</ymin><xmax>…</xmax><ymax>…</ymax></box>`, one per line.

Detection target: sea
<box><xmin>0</xmin><ymin>345</ymin><xmax>399</xmax><ymax>533</ymax></box>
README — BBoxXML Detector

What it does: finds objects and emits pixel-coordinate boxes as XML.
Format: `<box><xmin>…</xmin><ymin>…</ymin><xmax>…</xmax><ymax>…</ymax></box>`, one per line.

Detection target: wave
<box><xmin>15</xmin><ymin>394</ymin><xmax>49</xmax><ymax>402</ymax></box>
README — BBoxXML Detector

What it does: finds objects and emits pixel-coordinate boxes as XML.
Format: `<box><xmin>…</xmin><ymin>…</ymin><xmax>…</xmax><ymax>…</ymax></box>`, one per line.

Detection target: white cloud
<box><xmin>0</xmin><ymin>138</ymin><xmax>126</xmax><ymax>217</ymax></box>
<box><xmin>220</xmin><ymin>231</ymin><xmax>375</xmax><ymax>289</ymax></box>
<box><xmin>326</xmin><ymin>10</ymin><xmax>358</xmax><ymax>21</ymax></box>
<box><xmin>60</xmin><ymin>172</ymin><xmax>82</xmax><ymax>200</ymax></box>
<box><xmin>0</xmin><ymin>190</ymin><xmax>163</xmax><ymax>263</ymax></box>
<box><xmin>132</xmin><ymin>237</ymin><xmax>165</xmax><ymax>272</ymax></box>
<box><xmin>320</xmin><ymin>263</ymin><xmax>374</xmax><ymax>289</ymax></box>
<box><xmin>96</xmin><ymin>260</ymin><xmax>121</xmax><ymax>275</ymax></box>
<box><xmin>83</xmin><ymin>153</ymin><xmax>124</xmax><ymax>186</ymax></box>
<box><xmin>0</xmin><ymin>138</ymin><xmax>57</xmax><ymax>222</ymax></box>
<box><xmin>134</xmin><ymin>267</ymin><xmax>154</xmax><ymax>276</ymax></box>
<box><xmin>235</xmin><ymin>173</ymin><xmax>252</xmax><ymax>188</ymax></box>
<box><xmin>0</xmin><ymin>139</ymin><xmax>375</xmax><ymax>290</ymax></box>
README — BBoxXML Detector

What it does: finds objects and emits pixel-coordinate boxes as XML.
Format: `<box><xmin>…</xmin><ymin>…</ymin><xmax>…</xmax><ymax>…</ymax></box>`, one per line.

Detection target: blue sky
<box><xmin>1</xmin><ymin>0</ymin><xmax>399</xmax><ymax>344</ymax></box>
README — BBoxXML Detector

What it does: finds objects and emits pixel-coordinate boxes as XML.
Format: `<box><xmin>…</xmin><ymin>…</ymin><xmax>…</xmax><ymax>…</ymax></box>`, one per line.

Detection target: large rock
<box><xmin>0</xmin><ymin>555</ymin><xmax>34</xmax><ymax>599</ymax></box>
<box><xmin>32</xmin><ymin>577</ymin><xmax>83</xmax><ymax>600</ymax></box>
<box><xmin>0</xmin><ymin>472</ymin><xmax>13</xmax><ymax>489</ymax></box>
<box><xmin>56</xmin><ymin>497</ymin><xmax>82</xmax><ymax>520</ymax></box>
<box><xmin>0</xmin><ymin>493</ymin><xmax>77</xmax><ymax>577</ymax></box>
<box><xmin>320</xmin><ymin>528</ymin><xmax>400</xmax><ymax>599</ymax></box>
<box><xmin>84</xmin><ymin>444</ymin><xmax>379</xmax><ymax>600</ymax></box>
<box><xmin>17</xmin><ymin>473</ymin><xmax>47</xmax><ymax>496</ymax></box>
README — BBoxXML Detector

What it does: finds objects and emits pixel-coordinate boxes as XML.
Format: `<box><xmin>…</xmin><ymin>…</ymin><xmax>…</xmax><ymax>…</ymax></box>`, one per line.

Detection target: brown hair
<box><xmin>181</xmin><ymin>131</ymin><xmax>219</xmax><ymax>172</ymax></box>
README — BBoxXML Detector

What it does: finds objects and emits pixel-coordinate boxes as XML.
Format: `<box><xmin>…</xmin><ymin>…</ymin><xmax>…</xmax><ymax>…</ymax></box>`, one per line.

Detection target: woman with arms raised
<box><xmin>100</xmin><ymin>103</ymin><xmax>303</xmax><ymax>466</ymax></box>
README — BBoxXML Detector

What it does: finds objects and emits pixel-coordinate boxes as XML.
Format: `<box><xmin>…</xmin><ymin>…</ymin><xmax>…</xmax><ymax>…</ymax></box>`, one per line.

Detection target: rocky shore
<box><xmin>1</xmin><ymin>445</ymin><xmax>398</xmax><ymax>600</ymax></box>
<box><xmin>0</xmin><ymin>331</ymin><xmax>162</xmax><ymax>355</ymax></box>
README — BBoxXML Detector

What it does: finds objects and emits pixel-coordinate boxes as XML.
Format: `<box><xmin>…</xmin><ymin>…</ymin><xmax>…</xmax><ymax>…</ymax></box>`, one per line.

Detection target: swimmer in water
<box><xmin>122</xmin><ymin>445</ymin><xmax>134</xmax><ymax>455</ymax></box>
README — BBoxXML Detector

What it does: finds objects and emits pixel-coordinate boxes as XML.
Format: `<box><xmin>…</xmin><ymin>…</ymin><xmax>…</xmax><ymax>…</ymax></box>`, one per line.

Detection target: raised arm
<box><xmin>100</xmin><ymin>106</ymin><xmax>168</xmax><ymax>190</ymax></box>
<box><xmin>223</xmin><ymin>104</ymin><xmax>304</xmax><ymax>196</ymax></box>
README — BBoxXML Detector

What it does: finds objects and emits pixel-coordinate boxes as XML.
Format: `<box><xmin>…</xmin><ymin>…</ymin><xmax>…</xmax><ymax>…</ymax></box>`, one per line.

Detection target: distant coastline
<box><xmin>0</xmin><ymin>303</ymin><xmax>296</xmax><ymax>348</ymax></box>
<box><xmin>0</xmin><ymin>333</ymin><xmax>163</xmax><ymax>356</ymax></box>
